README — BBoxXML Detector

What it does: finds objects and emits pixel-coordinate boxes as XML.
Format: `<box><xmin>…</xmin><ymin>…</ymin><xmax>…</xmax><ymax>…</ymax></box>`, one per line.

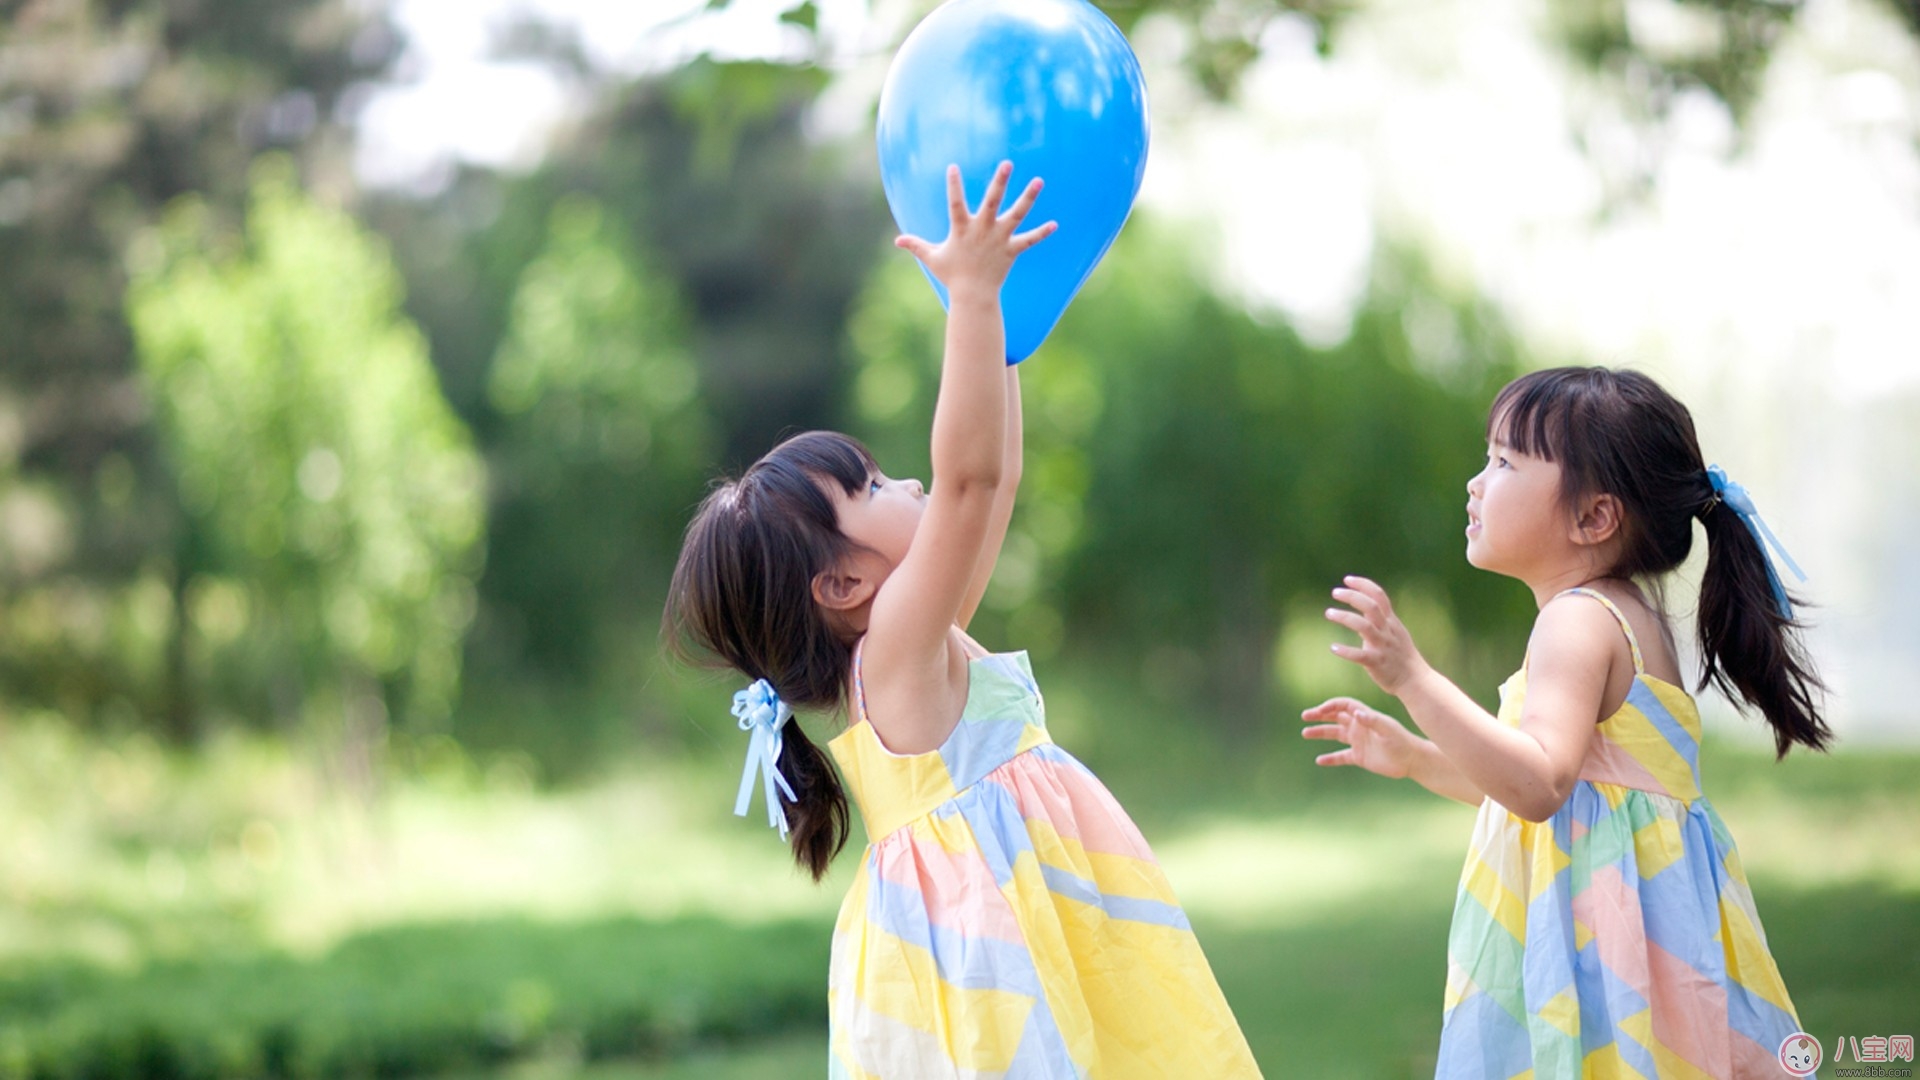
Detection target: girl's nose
<box><xmin>907</xmin><ymin>478</ymin><xmax>925</xmax><ymax>497</ymax></box>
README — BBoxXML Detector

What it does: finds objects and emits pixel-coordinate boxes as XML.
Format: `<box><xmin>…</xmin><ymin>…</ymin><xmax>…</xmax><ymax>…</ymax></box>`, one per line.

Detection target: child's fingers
<box><xmin>978</xmin><ymin>160</ymin><xmax>1013</xmax><ymax>218</ymax></box>
<box><xmin>1331</xmin><ymin>586</ymin><xmax>1380</xmax><ymax>620</ymax></box>
<box><xmin>1002</xmin><ymin>176</ymin><xmax>1045</xmax><ymax>225</ymax></box>
<box><xmin>1010</xmin><ymin>220</ymin><xmax>1057</xmax><ymax>253</ymax></box>
<box><xmin>945</xmin><ymin>164</ymin><xmax>967</xmax><ymax>223</ymax></box>
<box><xmin>1325</xmin><ymin>607</ymin><xmax>1372</xmax><ymax>638</ymax></box>
<box><xmin>1301</xmin><ymin>697</ymin><xmax>1365</xmax><ymax>720</ymax></box>
<box><xmin>1343</xmin><ymin>574</ymin><xmax>1393</xmax><ymax>612</ymax></box>
<box><xmin>1315</xmin><ymin>748</ymin><xmax>1358</xmax><ymax>767</ymax></box>
<box><xmin>1300</xmin><ymin>723</ymin><xmax>1348</xmax><ymax>742</ymax></box>
<box><xmin>895</xmin><ymin>235</ymin><xmax>934</xmax><ymax>261</ymax></box>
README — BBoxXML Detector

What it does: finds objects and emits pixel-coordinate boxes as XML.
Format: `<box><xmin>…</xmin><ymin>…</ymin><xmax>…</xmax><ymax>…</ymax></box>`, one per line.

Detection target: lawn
<box><xmin>1</xmin><ymin>710</ymin><xmax>1914</xmax><ymax>1077</ymax></box>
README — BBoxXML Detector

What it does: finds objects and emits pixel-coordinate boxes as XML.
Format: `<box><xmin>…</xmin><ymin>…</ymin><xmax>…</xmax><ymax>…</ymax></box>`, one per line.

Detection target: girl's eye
<box><xmin>869</xmin><ymin>479</ymin><xmax>882</xmax><ymax>495</ymax></box>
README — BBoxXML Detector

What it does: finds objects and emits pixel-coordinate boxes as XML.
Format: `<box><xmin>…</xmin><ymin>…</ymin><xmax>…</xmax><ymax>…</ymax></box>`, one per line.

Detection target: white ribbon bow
<box><xmin>732</xmin><ymin>679</ymin><xmax>799</xmax><ymax>840</ymax></box>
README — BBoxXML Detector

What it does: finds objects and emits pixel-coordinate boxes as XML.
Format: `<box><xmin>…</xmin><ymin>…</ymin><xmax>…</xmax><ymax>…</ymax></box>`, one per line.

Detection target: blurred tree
<box><xmin>714</xmin><ymin>0</ymin><xmax>1920</xmax><ymax>134</ymax></box>
<box><xmin>126</xmin><ymin>159</ymin><xmax>483</xmax><ymax>770</ymax></box>
<box><xmin>366</xmin><ymin>59</ymin><xmax>888</xmax><ymax>704</ymax></box>
<box><xmin>480</xmin><ymin>195</ymin><xmax>714</xmax><ymax>677</ymax></box>
<box><xmin>0</xmin><ymin>0</ymin><xmax>401</xmax><ymax>736</ymax></box>
<box><xmin>559</xmin><ymin>60</ymin><xmax>889</xmax><ymax>469</ymax></box>
<box><xmin>846</xmin><ymin>220</ymin><xmax>1534</xmax><ymax>738</ymax></box>
<box><xmin>371</xmin><ymin>59</ymin><xmax>888</xmax><ymax>467</ymax></box>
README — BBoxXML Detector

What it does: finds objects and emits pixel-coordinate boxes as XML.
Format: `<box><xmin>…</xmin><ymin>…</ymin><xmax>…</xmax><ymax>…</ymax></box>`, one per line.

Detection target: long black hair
<box><xmin>663</xmin><ymin>431</ymin><xmax>877</xmax><ymax>878</ymax></box>
<box><xmin>1490</xmin><ymin>366</ymin><xmax>1831</xmax><ymax>756</ymax></box>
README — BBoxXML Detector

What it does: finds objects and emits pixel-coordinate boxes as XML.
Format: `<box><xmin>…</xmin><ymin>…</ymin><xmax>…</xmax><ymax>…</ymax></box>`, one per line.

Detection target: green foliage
<box><xmin>585</xmin><ymin>62</ymin><xmax>890</xmax><ymax>464</ymax></box>
<box><xmin>846</xmin><ymin>221</ymin><xmax>1534</xmax><ymax>736</ymax></box>
<box><xmin>0</xmin><ymin>916</ymin><xmax>829</xmax><ymax>1080</ymax></box>
<box><xmin>2</xmin><ymin>710</ymin><xmax>1914</xmax><ymax>1079</ymax></box>
<box><xmin>0</xmin><ymin>0</ymin><xmax>400</xmax><ymax>738</ymax></box>
<box><xmin>1549</xmin><ymin>0</ymin><xmax>1801</xmax><ymax>128</ymax></box>
<box><xmin>481</xmin><ymin>196</ymin><xmax>714</xmax><ymax>676</ymax></box>
<box><xmin>1099</xmin><ymin>0</ymin><xmax>1354</xmax><ymax>99</ymax></box>
<box><xmin>701</xmin><ymin>0</ymin><xmax>1917</xmax><ymax>122</ymax></box>
<box><xmin>368</xmin><ymin>61</ymin><xmax>888</xmax><ymax>752</ymax></box>
<box><xmin>663</xmin><ymin>60</ymin><xmax>834</xmax><ymax>177</ymax></box>
<box><xmin>126</xmin><ymin>159</ymin><xmax>484</xmax><ymax>731</ymax></box>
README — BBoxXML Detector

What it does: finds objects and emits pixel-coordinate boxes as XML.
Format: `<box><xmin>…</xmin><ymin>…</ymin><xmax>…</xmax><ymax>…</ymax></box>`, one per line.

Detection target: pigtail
<box><xmin>1491</xmin><ymin>367</ymin><xmax>1835</xmax><ymax>759</ymax></box>
<box><xmin>775</xmin><ymin>720</ymin><xmax>851</xmax><ymax>879</ymax></box>
<box><xmin>663</xmin><ymin>430</ymin><xmax>875</xmax><ymax>881</ymax></box>
<box><xmin>1696</xmin><ymin>498</ymin><xmax>1832</xmax><ymax>757</ymax></box>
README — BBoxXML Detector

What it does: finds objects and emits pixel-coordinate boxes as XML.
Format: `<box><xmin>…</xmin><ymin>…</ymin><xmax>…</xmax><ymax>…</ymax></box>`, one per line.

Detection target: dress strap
<box><xmin>850</xmin><ymin>637</ymin><xmax>871</xmax><ymax>724</ymax></box>
<box><xmin>954</xmin><ymin>627</ymin><xmax>992</xmax><ymax>661</ymax></box>
<box><xmin>1554</xmin><ymin>587</ymin><xmax>1645</xmax><ymax>674</ymax></box>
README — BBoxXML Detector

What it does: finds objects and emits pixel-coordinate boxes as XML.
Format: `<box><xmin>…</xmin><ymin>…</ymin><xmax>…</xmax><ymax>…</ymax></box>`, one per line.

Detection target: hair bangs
<box><xmin>768</xmin><ymin>430</ymin><xmax>878</xmax><ymax>498</ymax></box>
<box><xmin>1488</xmin><ymin>371</ymin><xmax>1581</xmax><ymax>463</ymax></box>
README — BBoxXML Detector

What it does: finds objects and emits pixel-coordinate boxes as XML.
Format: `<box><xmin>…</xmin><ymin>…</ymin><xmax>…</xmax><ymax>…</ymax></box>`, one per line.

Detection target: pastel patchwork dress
<box><xmin>824</xmin><ymin>639</ymin><xmax>1260</xmax><ymax>1079</ymax></box>
<box><xmin>1437</xmin><ymin>588</ymin><xmax>1801</xmax><ymax>1079</ymax></box>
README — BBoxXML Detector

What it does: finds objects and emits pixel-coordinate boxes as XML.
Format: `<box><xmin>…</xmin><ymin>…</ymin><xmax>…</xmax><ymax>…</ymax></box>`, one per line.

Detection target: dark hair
<box><xmin>663</xmin><ymin>431</ymin><xmax>875</xmax><ymax>878</ymax></box>
<box><xmin>1489</xmin><ymin>366</ymin><xmax>1830</xmax><ymax>756</ymax></box>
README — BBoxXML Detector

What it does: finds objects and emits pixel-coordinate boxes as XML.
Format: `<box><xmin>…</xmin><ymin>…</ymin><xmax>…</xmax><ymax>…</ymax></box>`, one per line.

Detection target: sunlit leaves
<box><xmin>127</xmin><ymin>156</ymin><xmax>484</xmax><ymax>728</ymax></box>
<box><xmin>480</xmin><ymin>194</ymin><xmax>715</xmax><ymax>675</ymax></box>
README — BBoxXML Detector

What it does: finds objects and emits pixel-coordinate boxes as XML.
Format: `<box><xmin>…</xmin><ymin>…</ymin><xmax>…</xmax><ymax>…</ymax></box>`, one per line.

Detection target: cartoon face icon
<box><xmin>1778</xmin><ymin>1033</ymin><xmax>1822</xmax><ymax>1077</ymax></box>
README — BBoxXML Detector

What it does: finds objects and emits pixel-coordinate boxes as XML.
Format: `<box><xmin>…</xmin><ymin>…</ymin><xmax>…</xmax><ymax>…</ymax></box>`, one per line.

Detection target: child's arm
<box><xmin>1300</xmin><ymin>698</ymin><xmax>1485</xmax><ymax>806</ymax></box>
<box><xmin>957</xmin><ymin>366</ymin><xmax>1022</xmax><ymax>630</ymax></box>
<box><xmin>863</xmin><ymin>163</ymin><xmax>1053</xmax><ymax>752</ymax></box>
<box><xmin>1327</xmin><ymin>576</ymin><xmax>1611</xmax><ymax>822</ymax></box>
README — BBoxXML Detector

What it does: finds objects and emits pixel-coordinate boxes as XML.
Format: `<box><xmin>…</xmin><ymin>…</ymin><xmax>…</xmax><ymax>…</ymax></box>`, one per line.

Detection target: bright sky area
<box><xmin>355</xmin><ymin>0</ymin><xmax>1920</xmax><ymax>738</ymax></box>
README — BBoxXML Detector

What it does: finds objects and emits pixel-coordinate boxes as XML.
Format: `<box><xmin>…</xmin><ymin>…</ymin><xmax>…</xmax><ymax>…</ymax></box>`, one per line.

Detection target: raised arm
<box><xmin>863</xmin><ymin>163</ymin><xmax>1052</xmax><ymax>749</ymax></box>
<box><xmin>957</xmin><ymin>366</ymin><xmax>1022</xmax><ymax>630</ymax></box>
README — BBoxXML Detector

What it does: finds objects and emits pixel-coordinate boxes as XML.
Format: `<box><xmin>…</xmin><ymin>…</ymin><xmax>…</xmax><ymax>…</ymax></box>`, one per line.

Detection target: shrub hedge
<box><xmin>0</xmin><ymin>915</ymin><xmax>831</xmax><ymax>1079</ymax></box>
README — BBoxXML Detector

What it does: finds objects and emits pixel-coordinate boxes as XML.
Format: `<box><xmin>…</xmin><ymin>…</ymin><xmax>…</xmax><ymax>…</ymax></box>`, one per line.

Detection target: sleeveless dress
<box><xmin>1436</xmin><ymin>588</ymin><xmax>1802</xmax><ymax>1079</ymax></box>
<box><xmin>824</xmin><ymin>638</ymin><xmax>1260</xmax><ymax>1079</ymax></box>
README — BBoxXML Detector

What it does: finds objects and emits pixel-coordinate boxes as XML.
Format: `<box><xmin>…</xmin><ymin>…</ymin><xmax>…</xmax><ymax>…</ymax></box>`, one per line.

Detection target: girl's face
<box><xmin>829</xmin><ymin>469</ymin><xmax>927</xmax><ymax>572</ymax></box>
<box><xmin>1465</xmin><ymin>438</ymin><xmax>1568</xmax><ymax>579</ymax></box>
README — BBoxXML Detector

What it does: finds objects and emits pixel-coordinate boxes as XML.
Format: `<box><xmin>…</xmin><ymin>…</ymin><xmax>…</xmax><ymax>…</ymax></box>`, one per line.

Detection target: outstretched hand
<box><xmin>1325</xmin><ymin>575</ymin><xmax>1430</xmax><ymax>696</ymax></box>
<box><xmin>1300</xmin><ymin>697</ymin><xmax>1423</xmax><ymax>778</ymax></box>
<box><xmin>895</xmin><ymin>161</ymin><xmax>1055</xmax><ymax>293</ymax></box>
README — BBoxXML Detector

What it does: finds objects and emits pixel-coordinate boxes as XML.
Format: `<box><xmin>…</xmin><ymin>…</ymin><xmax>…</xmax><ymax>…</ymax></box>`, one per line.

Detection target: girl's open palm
<box><xmin>1301</xmin><ymin>697</ymin><xmax>1422</xmax><ymax>778</ymax></box>
<box><xmin>895</xmin><ymin>161</ymin><xmax>1056</xmax><ymax>291</ymax></box>
<box><xmin>1326</xmin><ymin>575</ymin><xmax>1429</xmax><ymax>695</ymax></box>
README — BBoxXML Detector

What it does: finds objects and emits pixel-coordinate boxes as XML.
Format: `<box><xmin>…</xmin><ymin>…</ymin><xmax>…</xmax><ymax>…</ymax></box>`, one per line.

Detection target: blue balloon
<box><xmin>876</xmin><ymin>0</ymin><xmax>1150</xmax><ymax>363</ymax></box>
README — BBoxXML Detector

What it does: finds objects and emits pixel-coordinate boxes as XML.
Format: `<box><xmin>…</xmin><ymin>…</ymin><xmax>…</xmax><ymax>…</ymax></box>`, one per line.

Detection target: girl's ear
<box><xmin>812</xmin><ymin>559</ymin><xmax>878</xmax><ymax>613</ymax></box>
<box><xmin>1571</xmin><ymin>492</ymin><xmax>1624</xmax><ymax>547</ymax></box>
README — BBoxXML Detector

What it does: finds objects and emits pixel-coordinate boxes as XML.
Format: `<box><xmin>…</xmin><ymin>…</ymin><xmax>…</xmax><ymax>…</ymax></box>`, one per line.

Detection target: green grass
<box><xmin>0</xmin><ymin>917</ymin><xmax>830</xmax><ymax>1080</ymax></box>
<box><xmin>1</xmin><ymin>705</ymin><xmax>1915</xmax><ymax>1078</ymax></box>
<box><xmin>13</xmin><ymin>877</ymin><xmax>1900</xmax><ymax>1079</ymax></box>
<box><xmin>1195</xmin><ymin>875</ymin><xmax>1920</xmax><ymax>1077</ymax></box>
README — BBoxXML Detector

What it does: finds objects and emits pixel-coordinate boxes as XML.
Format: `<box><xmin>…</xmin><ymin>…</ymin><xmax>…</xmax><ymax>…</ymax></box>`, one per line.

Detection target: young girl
<box><xmin>667</xmin><ymin>162</ymin><xmax>1259</xmax><ymax>1079</ymax></box>
<box><xmin>1302</xmin><ymin>366</ymin><xmax>1827</xmax><ymax>1079</ymax></box>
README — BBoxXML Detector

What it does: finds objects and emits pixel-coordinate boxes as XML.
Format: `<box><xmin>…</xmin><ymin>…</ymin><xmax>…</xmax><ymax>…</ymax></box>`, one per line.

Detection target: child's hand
<box><xmin>1326</xmin><ymin>575</ymin><xmax>1431</xmax><ymax>696</ymax></box>
<box><xmin>895</xmin><ymin>161</ymin><xmax>1056</xmax><ymax>296</ymax></box>
<box><xmin>1300</xmin><ymin>697</ymin><xmax>1423</xmax><ymax>779</ymax></box>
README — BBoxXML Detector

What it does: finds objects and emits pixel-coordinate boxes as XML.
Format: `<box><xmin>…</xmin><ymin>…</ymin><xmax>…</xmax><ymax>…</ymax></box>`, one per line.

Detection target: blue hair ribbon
<box><xmin>732</xmin><ymin>679</ymin><xmax>799</xmax><ymax>840</ymax></box>
<box><xmin>1708</xmin><ymin>464</ymin><xmax>1806</xmax><ymax>620</ymax></box>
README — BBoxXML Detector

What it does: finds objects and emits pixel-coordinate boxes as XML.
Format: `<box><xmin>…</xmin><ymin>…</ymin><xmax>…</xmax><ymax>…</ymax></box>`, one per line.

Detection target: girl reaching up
<box><xmin>1304</xmin><ymin>366</ymin><xmax>1826</xmax><ymax>1079</ymax></box>
<box><xmin>669</xmin><ymin>162</ymin><xmax>1260</xmax><ymax>1079</ymax></box>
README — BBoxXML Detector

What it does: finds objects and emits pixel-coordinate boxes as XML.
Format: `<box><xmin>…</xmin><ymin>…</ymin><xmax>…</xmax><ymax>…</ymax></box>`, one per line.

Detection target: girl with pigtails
<box><xmin>667</xmin><ymin>162</ymin><xmax>1259</xmax><ymax>1079</ymax></box>
<box><xmin>1304</xmin><ymin>366</ymin><xmax>1827</xmax><ymax>1079</ymax></box>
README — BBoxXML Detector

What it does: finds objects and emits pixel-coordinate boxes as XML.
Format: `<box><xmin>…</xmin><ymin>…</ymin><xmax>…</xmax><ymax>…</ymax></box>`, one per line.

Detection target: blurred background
<box><xmin>1</xmin><ymin>0</ymin><xmax>1916</xmax><ymax>1075</ymax></box>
